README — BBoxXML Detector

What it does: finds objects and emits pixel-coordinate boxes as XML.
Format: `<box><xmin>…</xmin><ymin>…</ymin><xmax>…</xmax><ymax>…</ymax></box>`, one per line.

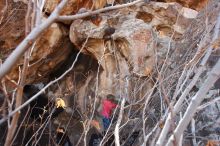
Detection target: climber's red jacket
<box><xmin>101</xmin><ymin>99</ymin><xmax>117</xmax><ymax>118</ymax></box>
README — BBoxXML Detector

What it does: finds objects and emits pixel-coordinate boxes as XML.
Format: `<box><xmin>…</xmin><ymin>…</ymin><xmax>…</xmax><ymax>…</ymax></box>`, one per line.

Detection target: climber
<box><xmin>23</xmin><ymin>85</ymin><xmax>65</xmax><ymax>122</ymax></box>
<box><xmin>89</xmin><ymin>132</ymin><xmax>102</xmax><ymax>146</ymax></box>
<box><xmin>88</xmin><ymin>94</ymin><xmax>117</xmax><ymax>146</ymax></box>
<box><xmin>56</xmin><ymin>127</ymin><xmax>73</xmax><ymax>146</ymax></box>
<box><xmin>100</xmin><ymin>94</ymin><xmax>118</xmax><ymax>131</ymax></box>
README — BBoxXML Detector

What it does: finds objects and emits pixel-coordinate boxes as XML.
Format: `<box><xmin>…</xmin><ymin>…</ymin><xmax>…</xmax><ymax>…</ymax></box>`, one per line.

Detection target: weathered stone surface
<box><xmin>0</xmin><ymin>0</ymin><xmax>201</xmax><ymax>111</ymax></box>
<box><xmin>69</xmin><ymin>2</ymin><xmax>197</xmax><ymax>97</ymax></box>
<box><xmin>155</xmin><ymin>0</ymin><xmax>209</xmax><ymax>10</ymax></box>
<box><xmin>44</xmin><ymin>0</ymin><xmax>108</xmax><ymax>15</ymax></box>
<box><xmin>1</xmin><ymin>0</ymin><xmax>220</xmax><ymax>145</ymax></box>
<box><xmin>0</xmin><ymin>0</ymin><xmax>73</xmax><ymax>89</ymax></box>
<box><xmin>45</xmin><ymin>0</ymin><xmax>89</xmax><ymax>15</ymax></box>
<box><xmin>0</xmin><ymin>1</ymin><xmax>26</xmax><ymax>58</ymax></box>
<box><xmin>43</xmin><ymin>0</ymin><xmax>208</xmax><ymax>16</ymax></box>
<box><xmin>141</xmin><ymin>2</ymin><xmax>198</xmax><ymax>35</ymax></box>
<box><xmin>6</xmin><ymin>22</ymin><xmax>73</xmax><ymax>86</ymax></box>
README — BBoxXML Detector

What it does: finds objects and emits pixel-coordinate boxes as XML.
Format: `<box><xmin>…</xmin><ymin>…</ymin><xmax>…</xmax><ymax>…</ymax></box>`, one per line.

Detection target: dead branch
<box><xmin>0</xmin><ymin>46</ymin><xmax>83</xmax><ymax>125</ymax></box>
<box><xmin>197</xmin><ymin>96</ymin><xmax>220</xmax><ymax>110</ymax></box>
<box><xmin>83</xmin><ymin>38</ymin><xmax>103</xmax><ymax>146</ymax></box>
<box><xmin>191</xmin><ymin>118</ymin><xmax>197</xmax><ymax>146</ymax></box>
<box><xmin>166</xmin><ymin>55</ymin><xmax>220</xmax><ymax>146</ymax></box>
<box><xmin>4</xmin><ymin>2</ymin><xmax>33</xmax><ymax>145</ymax></box>
<box><xmin>57</xmin><ymin>0</ymin><xmax>144</xmax><ymax>21</ymax></box>
<box><xmin>165</xmin><ymin>14</ymin><xmax>220</xmax><ymax>146</ymax></box>
<box><xmin>114</xmin><ymin>98</ymin><xmax>125</xmax><ymax>146</ymax></box>
<box><xmin>156</xmin><ymin>12</ymin><xmax>220</xmax><ymax>146</ymax></box>
<box><xmin>0</xmin><ymin>0</ymin><xmax>68</xmax><ymax>79</ymax></box>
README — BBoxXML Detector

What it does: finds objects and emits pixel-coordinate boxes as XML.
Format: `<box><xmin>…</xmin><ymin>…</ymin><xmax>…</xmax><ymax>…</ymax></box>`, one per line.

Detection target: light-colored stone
<box><xmin>69</xmin><ymin>2</ymin><xmax>198</xmax><ymax>96</ymax></box>
<box><xmin>0</xmin><ymin>0</ymin><xmax>73</xmax><ymax>89</ymax></box>
<box><xmin>156</xmin><ymin>0</ymin><xmax>209</xmax><ymax>10</ymax></box>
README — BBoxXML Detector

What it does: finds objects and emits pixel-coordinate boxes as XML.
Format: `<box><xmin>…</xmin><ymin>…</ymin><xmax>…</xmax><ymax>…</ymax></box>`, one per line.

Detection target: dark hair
<box><xmin>106</xmin><ymin>94</ymin><xmax>115</xmax><ymax>100</ymax></box>
<box><xmin>107</xmin><ymin>94</ymin><xmax>118</xmax><ymax>104</ymax></box>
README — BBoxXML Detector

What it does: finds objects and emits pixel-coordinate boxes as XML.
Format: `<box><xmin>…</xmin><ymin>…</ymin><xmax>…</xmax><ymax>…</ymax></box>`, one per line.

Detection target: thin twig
<box><xmin>0</xmin><ymin>44</ymin><xmax>83</xmax><ymax>125</ymax></box>
<box><xmin>166</xmin><ymin>57</ymin><xmax>220</xmax><ymax>146</ymax></box>
<box><xmin>156</xmin><ymin>12</ymin><xmax>220</xmax><ymax>146</ymax></box>
<box><xmin>57</xmin><ymin>0</ymin><xmax>144</xmax><ymax>21</ymax></box>
<box><xmin>4</xmin><ymin>2</ymin><xmax>33</xmax><ymax>145</ymax></box>
<box><xmin>191</xmin><ymin>118</ymin><xmax>197</xmax><ymax>146</ymax></box>
<box><xmin>114</xmin><ymin>98</ymin><xmax>125</xmax><ymax>146</ymax></box>
<box><xmin>197</xmin><ymin>96</ymin><xmax>220</xmax><ymax>111</ymax></box>
<box><xmin>141</xmin><ymin>123</ymin><xmax>159</xmax><ymax>146</ymax></box>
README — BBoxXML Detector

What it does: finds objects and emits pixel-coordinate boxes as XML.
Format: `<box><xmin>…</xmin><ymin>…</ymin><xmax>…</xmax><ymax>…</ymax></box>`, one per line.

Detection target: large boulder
<box><xmin>69</xmin><ymin>2</ymin><xmax>197</xmax><ymax>97</ymax></box>
<box><xmin>0</xmin><ymin>0</ymin><xmax>73</xmax><ymax>90</ymax></box>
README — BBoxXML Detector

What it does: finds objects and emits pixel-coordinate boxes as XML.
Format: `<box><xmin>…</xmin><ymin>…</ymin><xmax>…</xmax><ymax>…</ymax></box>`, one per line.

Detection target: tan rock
<box><xmin>5</xmin><ymin>22</ymin><xmax>72</xmax><ymax>87</ymax></box>
<box><xmin>44</xmin><ymin>0</ymin><xmax>107</xmax><ymax>15</ymax></box>
<box><xmin>69</xmin><ymin>2</ymin><xmax>198</xmax><ymax>96</ymax></box>
<box><xmin>0</xmin><ymin>0</ymin><xmax>73</xmax><ymax>89</ymax></box>
<box><xmin>156</xmin><ymin>0</ymin><xmax>209</xmax><ymax>10</ymax></box>
<box><xmin>0</xmin><ymin>0</ymin><xmax>26</xmax><ymax>58</ymax></box>
<box><xmin>43</xmin><ymin>0</ymin><xmax>129</xmax><ymax>15</ymax></box>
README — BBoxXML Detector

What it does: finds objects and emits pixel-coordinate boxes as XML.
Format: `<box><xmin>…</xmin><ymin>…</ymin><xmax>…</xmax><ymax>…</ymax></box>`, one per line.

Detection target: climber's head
<box><xmin>106</xmin><ymin>94</ymin><xmax>115</xmax><ymax>100</ymax></box>
<box><xmin>106</xmin><ymin>94</ymin><xmax>118</xmax><ymax>104</ymax></box>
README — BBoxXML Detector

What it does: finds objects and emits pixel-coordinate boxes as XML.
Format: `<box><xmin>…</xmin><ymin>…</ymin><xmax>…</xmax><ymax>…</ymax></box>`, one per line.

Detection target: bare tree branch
<box><xmin>0</xmin><ymin>45</ymin><xmax>83</xmax><ymax>125</ymax></box>
<box><xmin>0</xmin><ymin>0</ymin><xmax>146</xmax><ymax>80</ymax></box>
<box><xmin>0</xmin><ymin>0</ymin><xmax>68</xmax><ymax>79</ymax></box>
<box><xmin>156</xmin><ymin>12</ymin><xmax>220</xmax><ymax>146</ymax></box>
<box><xmin>197</xmin><ymin>96</ymin><xmax>220</xmax><ymax>110</ymax></box>
<box><xmin>4</xmin><ymin>2</ymin><xmax>33</xmax><ymax>145</ymax></box>
<box><xmin>57</xmin><ymin>0</ymin><xmax>144</xmax><ymax>21</ymax></box>
<box><xmin>166</xmin><ymin>55</ymin><xmax>220</xmax><ymax>146</ymax></box>
<box><xmin>114</xmin><ymin>98</ymin><xmax>125</xmax><ymax>146</ymax></box>
<box><xmin>191</xmin><ymin>118</ymin><xmax>197</xmax><ymax>146</ymax></box>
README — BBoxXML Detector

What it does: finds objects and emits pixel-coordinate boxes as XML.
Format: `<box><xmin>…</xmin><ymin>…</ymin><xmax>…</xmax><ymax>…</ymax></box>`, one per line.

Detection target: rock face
<box><xmin>7</xmin><ymin>22</ymin><xmax>73</xmax><ymax>84</ymax></box>
<box><xmin>1</xmin><ymin>0</ymin><xmax>220</xmax><ymax>145</ymax></box>
<box><xmin>44</xmin><ymin>0</ymin><xmax>110</xmax><ymax>15</ymax></box>
<box><xmin>155</xmin><ymin>0</ymin><xmax>209</xmax><ymax>10</ymax></box>
<box><xmin>44</xmin><ymin>0</ymin><xmax>92</xmax><ymax>15</ymax></box>
<box><xmin>0</xmin><ymin>1</ymin><xmax>26</xmax><ymax>59</ymax></box>
<box><xmin>69</xmin><ymin>2</ymin><xmax>198</xmax><ymax>99</ymax></box>
<box><xmin>0</xmin><ymin>0</ymin><xmax>204</xmax><ymax>94</ymax></box>
<box><xmin>0</xmin><ymin>0</ymin><xmax>73</xmax><ymax>90</ymax></box>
